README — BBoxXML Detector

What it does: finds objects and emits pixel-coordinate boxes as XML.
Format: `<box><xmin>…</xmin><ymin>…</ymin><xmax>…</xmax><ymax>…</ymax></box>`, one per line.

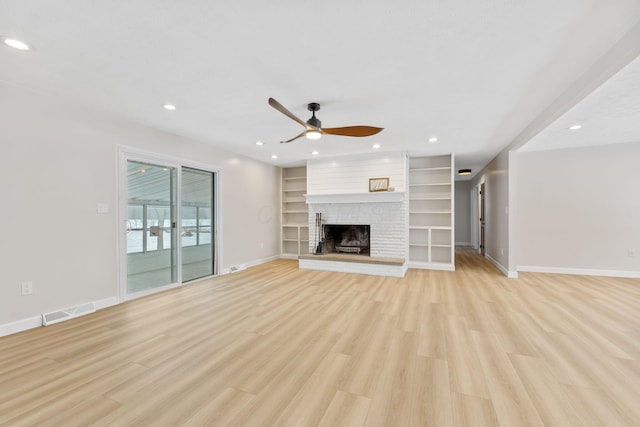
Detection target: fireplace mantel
<box><xmin>305</xmin><ymin>192</ymin><xmax>405</xmax><ymax>204</ymax></box>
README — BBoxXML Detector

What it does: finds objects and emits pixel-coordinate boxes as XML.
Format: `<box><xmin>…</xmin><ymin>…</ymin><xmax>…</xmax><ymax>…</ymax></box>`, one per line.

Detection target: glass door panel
<box><xmin>181</xmin><ymin>167</ymin><xmax>214</xmax><ymax>282</ymax></box>
<box><xmin>126</xmin><ymin>161</ymin><xmax>177</xmax><ymax>293</ymax></box>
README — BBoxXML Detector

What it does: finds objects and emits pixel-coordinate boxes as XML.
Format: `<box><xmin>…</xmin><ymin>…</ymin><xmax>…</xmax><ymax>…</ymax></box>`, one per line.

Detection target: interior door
<box><xmin>126</xmin><ymin>161</ymin><xmax>178</xmax><ymax>294</ymax></box>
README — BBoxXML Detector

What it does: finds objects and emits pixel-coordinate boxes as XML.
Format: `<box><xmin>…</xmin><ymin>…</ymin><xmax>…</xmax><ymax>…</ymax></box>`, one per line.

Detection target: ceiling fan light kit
<box><xmin>306</xmin><ymin>130</ymin><xmax>322</xmax><ymax>140</ymax></box>
<box><xmin>268</xmin><ymin>98</ymin><xmax>383</xmax><ymax>144</ymax></box>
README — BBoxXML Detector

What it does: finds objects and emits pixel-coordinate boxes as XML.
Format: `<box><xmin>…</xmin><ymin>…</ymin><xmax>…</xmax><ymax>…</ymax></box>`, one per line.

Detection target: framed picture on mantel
<box><xmin>369</xmin><ymin>177</ymin><xmax>389</xmax><ymax>192</ymax></box>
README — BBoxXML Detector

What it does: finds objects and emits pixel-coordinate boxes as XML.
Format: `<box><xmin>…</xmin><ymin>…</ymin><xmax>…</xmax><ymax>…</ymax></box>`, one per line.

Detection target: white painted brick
<box><xmin>305</xmin><ymin>152</ymin><xmax>410</xmax><ymax>275</ymax></box>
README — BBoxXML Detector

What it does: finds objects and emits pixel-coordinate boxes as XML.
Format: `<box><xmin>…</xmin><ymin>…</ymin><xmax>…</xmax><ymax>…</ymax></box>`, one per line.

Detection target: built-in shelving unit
<box><xmin>282</xmin><ymin>166</ymin><xmax>309</xmax><ymax>258</ymax></box>
<box><xmin>408</xmin><ymin>155</ymin><xmax>455</xmax><ymax>270</ymax></box>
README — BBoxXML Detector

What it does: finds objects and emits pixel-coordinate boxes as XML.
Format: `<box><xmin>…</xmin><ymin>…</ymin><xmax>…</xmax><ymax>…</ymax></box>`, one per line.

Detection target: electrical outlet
<box><xmin>21</xmin><ymin>281</ymin><xmax>33</xmax><ymax>296</ymax></box>
<box><xmin>501</xmin><ymin>248</ymin><xmax>504</xmax><ymax>256</ymax></box>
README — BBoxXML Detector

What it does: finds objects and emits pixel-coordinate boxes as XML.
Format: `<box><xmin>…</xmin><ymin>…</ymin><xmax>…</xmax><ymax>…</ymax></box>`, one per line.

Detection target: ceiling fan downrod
<box><xmin>306</xmin><ymin>103</ymin><xmax>322</xmax><ymax>129</ymax></box>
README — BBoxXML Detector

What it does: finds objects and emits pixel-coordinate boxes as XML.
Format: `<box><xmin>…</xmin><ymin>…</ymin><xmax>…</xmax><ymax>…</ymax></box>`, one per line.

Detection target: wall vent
<box><xmin>42</xmin><ymin>302</ymin><xmax>96</xmax><ymax>326</ymax></box>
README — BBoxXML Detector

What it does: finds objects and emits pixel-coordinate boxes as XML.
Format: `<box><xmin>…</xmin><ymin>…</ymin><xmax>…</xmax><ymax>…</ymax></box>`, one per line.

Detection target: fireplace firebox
<box><xmin>322</xmin><ymin>224</ymin><xmax>370</xmax><ymax>256</ymax></box>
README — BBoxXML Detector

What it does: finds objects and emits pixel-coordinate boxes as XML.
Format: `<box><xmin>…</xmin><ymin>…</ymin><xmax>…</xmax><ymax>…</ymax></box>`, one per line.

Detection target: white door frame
<box><xmin>470</xmin><ymin>185</ymin><xmax>478</xmax><ymax>250</ymax></box>
<box><xmin>117</xmin><ymin>145</ymin><xmax>220</xmax><ymax>302</ymax></box>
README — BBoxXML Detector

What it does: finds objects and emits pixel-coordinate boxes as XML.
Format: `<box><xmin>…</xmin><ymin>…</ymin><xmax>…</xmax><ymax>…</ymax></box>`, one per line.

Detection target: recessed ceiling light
<box><xmin>163</xmin><ymin>104</ymin><xmax>177</xmax><ymax>111</ymax></box>
<box><xmin>271</xmin><ymin>154</ymin><xmax>278</xmax><ymax>159</ymax></box>
<box><xmin>373</xmin><ymin>144</ymin><xmax>381</xmax><ymax>149</ymax></box>
<box><xmin>256</xmin><ymin>141</ymin><xmax>264</xmax><ymax>146</ymax></box>
<box><xmin>2</xmin><ymin>37</ymin><xmax>30</xmax><ymax>51</ymax></box>
<box><xmin>568</xmin><ymin>124</ymin><xmax>582</xmax><ymax>131</ymax></box>
<box><xmin>428</xmin><ymin>136</ymin><xmax>438</xmax><ymax>143</ymax></box>
<box><xmin>311</xmin><ymin>150</ymin><xmax>319</xmax><ymax>155</ymax></box>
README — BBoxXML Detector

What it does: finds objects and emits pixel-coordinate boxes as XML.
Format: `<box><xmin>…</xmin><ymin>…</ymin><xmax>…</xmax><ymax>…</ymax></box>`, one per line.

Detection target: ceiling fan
<box><xmin>268</xmin><ymin>97</ymin><xmax>383</xmax><ymax>143</ymax></box>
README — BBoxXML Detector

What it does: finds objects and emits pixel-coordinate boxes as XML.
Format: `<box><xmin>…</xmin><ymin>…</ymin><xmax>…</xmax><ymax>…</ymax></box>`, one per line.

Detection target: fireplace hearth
<box><xmin>322</xmin><ymin>224</ymin><xmax>370</xmax><ymax>256</ymax></box>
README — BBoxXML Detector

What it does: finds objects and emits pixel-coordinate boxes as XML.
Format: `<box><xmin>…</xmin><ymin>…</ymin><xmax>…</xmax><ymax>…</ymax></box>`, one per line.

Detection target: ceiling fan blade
<box><xmin>322</xmin><ymin>126</ymin><xmax>384</xmax><ymax>137</ymax></box>
<box><xmin>268</xmin><ymin>98</ymin><xmax>308</xmax><ymax>128</ymax></box>
<box><xmin>280</xmin><ymin>131</ymin><xmax>307</xmax><ymax>144</ymax></box>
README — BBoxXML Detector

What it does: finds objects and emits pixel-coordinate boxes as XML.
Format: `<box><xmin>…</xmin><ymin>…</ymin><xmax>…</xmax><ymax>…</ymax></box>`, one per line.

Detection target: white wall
<box><xmin>0</xmin><ymin>83</ymin><xmax>280</xmax><ymax>328</ymax></box>
<box><xmin>514</xmin><ymin>142</ymin><xmax>640</xmax><ymax>276</ymax></box>
<box><xmin>471</xmin><ymin>150</ymin><xmax>511</xmax><ymax>275</ymax></box>
<box><xmin>307</xmin><ymin>152</ymin><xmax>407</xmax><ymax>194</ymax></box>
<box><xmin>454</xmin><ymin>180</ymin><xmax>472</xmax><ymax>245</ymax></box>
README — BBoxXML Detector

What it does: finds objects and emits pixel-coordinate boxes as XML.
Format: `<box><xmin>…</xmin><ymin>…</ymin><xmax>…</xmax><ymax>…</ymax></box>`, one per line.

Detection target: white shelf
<box><xmin>408</xmin><ymin>154</ymin><xmax>454</xmax><ymax>270</ymax></box>
<box><xmin>409</xmin><ymin>196</ymin><xmax>452</xmax><ymax>201</ymax></box>
<box><xmin>409</xmin><ymin>167</ymin><xmax>451</xmax><ymax>172</ymax></box>
<box><xmin>282</xmin><ymin>166</ymin><xmax>309</xmax><ymax>256</ymax></box>
<box><xmin>409</xmin><ymin>211</ymin><xmax>451</xmax><ymax>214</ymax></box>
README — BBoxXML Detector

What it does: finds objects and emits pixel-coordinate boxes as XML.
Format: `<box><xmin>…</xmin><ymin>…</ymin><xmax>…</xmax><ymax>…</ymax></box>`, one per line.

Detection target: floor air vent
<box><xmin>229</xmin><ymin>264</ymin><xmax>247</xmax><ymax>273</ymax></box>
<box><xmin>42</xmin><ymin>302</ymin><xmax>96</xmax><ymax>326</ymax></box>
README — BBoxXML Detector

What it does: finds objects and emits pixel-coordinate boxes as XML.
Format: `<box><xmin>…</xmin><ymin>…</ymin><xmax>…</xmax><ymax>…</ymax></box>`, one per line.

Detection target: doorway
<box><xmin>120</xmin><ymin>150</ymin><xmax>218</xmax><ymax>300</ymax></box>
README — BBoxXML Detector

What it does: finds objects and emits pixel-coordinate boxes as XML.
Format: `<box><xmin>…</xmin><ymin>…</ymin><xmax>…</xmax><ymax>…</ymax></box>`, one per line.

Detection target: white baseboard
<box><xmin>407</xmin><ymin>262</ymin><xmax>455</xmax><ymax>271</ymax></box>
<box><xmin>0</xmin><ymin>295</ymin><xmax>121</xmax><ymax>338</ymax></box>
<box><xmin>517</xmin><ymin>265</ymin><xmax>640</xmax><ymax>278</ymax></box>
<box><xmin>221</xmin><ymin>255</ymin><xmax>282</xmax><ymax>275</ymax></box>
<box><xmin>246</xmin><ymin>255</ymin><xmax>280</xmax><ymax>269</ymax></box>
<box><xmin>95</xmin><ymin>296</ymin><xmax>120</xmax><ymax>310</ymax></box>
<box><xmin>455</xmin><ymin>242</ymin><xmax>473</xmax><ymax>247</ymax></box>
<box><xmin>0</xmin><ymin>315</ymin><xmax>42</xmax><ymax>338</ymax></box>
<box><xmin>485</xmin><ymin>254</ymin><xmax>518</xmax><ymax>279</ymax></box>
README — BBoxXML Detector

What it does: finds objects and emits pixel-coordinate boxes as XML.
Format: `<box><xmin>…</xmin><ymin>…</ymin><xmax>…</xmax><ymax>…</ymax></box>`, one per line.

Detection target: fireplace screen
<box><xmin>322</xmin><ymin>224</ymin><xmax>370</xmax><ymax>256</ymax></box>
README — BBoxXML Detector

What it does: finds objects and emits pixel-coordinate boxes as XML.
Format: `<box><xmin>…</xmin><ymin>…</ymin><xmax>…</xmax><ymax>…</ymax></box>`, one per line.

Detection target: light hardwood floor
<box><xmin>1</xmin><ymin>249</ymin><xmax>639</xmax><ymax>426</ymax></box>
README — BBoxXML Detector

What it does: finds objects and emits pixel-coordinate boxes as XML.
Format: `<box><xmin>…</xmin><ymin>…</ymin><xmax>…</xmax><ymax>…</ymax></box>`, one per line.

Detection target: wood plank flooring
<box><xmin>1</xmin><ymin>248</ymin><xmax>639</xmax><ymax>426</ymax></box>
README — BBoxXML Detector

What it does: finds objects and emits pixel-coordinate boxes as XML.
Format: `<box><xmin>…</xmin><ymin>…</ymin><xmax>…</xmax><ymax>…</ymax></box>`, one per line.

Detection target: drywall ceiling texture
<box><xmin>521</xmin><ymin>55</ymin><xmax>640</xmax><ymax>152</ymax></box>
<box><xmin>1</xmin><ymin>1</ymin><xmax>640</xmax><ymax>174</ymax></box>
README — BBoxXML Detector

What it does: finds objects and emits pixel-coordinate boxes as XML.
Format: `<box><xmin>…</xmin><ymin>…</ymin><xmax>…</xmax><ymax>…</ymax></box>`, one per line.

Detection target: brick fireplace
<box><xmin>299</xmin><ymin>152</ymin><xmax>409</xmax><ymax>277</ymax></box>
<box><xmin>322</xmin><ymin>224</ymin><xmax>370</xmax><ymax>255</ymax></box>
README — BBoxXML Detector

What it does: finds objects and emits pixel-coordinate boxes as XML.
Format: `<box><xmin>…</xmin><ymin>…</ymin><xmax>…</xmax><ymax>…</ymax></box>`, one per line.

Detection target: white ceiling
<box><xmin>520</xmin><ymin>55</ymin><xmax>640</xmax><ymax>152</ymax></box>
<box><xmin>1</xmin><ymin>1</ymin><xmax>639</xmax><ymax>175</ymax></box>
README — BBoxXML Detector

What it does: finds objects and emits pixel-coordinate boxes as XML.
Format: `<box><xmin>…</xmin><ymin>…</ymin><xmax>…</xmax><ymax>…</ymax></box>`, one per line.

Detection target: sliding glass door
<box><xmin>181</xmin><ymin>167</ymin><xmax>215</xmax><ymax>282</ymax></box>
<box><xmin>122</xmin><ymin>154</ymin><xmax>218</xmax><ymax>299</ymax></box>
<box><xmin>126</xmin><ymin>161</ymin><xmax>178</xmax><ymax>293</ymax></box>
